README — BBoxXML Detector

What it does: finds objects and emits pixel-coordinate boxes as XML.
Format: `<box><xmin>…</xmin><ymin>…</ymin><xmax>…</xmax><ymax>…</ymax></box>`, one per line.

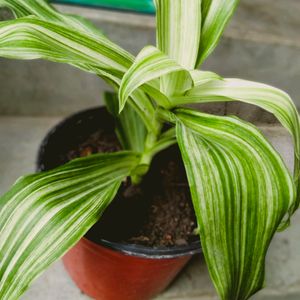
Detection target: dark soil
<box><xmin>62</xmin><ymin>129</ymin><xmax>198</xmax><ymax>248</ymax></box>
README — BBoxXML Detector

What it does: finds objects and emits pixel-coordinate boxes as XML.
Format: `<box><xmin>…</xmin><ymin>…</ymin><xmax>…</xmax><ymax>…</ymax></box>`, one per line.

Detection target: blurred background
<box><xmin>0</xmin><ymin>1</ymin><xmax>299</xmax><ymax>299</ymax></box>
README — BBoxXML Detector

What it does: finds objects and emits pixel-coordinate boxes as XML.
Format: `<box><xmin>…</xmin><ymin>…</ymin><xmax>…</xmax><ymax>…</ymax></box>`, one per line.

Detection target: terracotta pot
<box><xmin>63</xmin><ymin>238</ymin><xmax>198</xmax><ymax>300</ymax></box>
<box><xmin>37</xmin><ymin>107</ymin><xmax>201</xmax><ymax>300</ymax></box>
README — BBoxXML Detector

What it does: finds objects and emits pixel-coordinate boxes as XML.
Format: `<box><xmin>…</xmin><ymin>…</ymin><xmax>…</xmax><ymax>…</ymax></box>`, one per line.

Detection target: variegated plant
<box><xmin>0</xmin><ymin>1</ymin><xmax>299</xmax><ymax>299</ymax></box>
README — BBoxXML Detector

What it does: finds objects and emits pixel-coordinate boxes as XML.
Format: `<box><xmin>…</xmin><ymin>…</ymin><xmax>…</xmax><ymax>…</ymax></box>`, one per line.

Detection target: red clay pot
<box><xmin>63</xmin><ymin>238</ymin><xmax>197</xmax><ymax>300</ymax></box>
<box><xmin>37</xmin><ymin>107</ymin><xmax>201</xmax><ymax>300</ymax></box>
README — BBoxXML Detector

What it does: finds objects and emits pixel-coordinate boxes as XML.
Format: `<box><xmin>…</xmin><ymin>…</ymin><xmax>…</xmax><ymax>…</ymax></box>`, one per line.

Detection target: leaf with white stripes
<box><xmin>176</xmin><ymin>108</ymin><xmax>294</xmax><ymax>300</ymax></box>
<box><xmin>155</xmin><ymin>0</ymin><xmax>202</xmax><ymax>69</ymax></box>
<box><xmin>119</xmin><ymin>45</ymin><xmax>193</xmax><ymax>111</ymax></box>
<box><xmin>0</xmin><ymin>0</ymin><xmax>104</xmax><ymax>37</ymax></box>
<box><xmin>189</xmin><ymin>69</ymin><xmax>221</xmax><ymax>86</ymax></box>
<box><xmin>154</xmin><ymin>0</ymin><xmax>201</xmax><ymax>97</ymax></box>
<box><xmin>102</xmin><ymin>74</ymin><xmax>159</xmax><ymax>135</ymax></box>
<box><xmin>0</xmin><ymin>17</ymin><xmax>133</xmax><ymax>78</ymax></box>
<box><xmin>104</xmin><ymin>91</ymin><xmax>147</xmax><ymax>152</ymax></box>
<box><xmin>154</xmin><ymin>0</ymin><xmax>239</xmax><ymax>67</ymax></box>
<box><xmin>174</xmin><ymin>78</ymin><xmax>300</xmax><ymax>214</ymax></box>
<box><xmin>197</xmin><ymin>0</ymin><xmax>240</xmax><ymax>65</ymax></box>
<box><xmin>0</xmin><ymin>151</ymin><xmax>139</xmax><ymax>300</ymax></box>
<box><xmin>0</xmin><ymin>1</ymin><xmax>160</xmax><ymax>136</ymax></box>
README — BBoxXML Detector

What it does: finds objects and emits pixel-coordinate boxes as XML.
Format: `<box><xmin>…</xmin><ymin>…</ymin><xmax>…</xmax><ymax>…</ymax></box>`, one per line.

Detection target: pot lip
<box><xmin>84</xmin><ymin>236</ymin><xmax>202</xmax><ymax>259</ymax></box>
<box><xmin>37</xmin><ymin>106</ymin><xmax>202</xmax><ymax>259</ymax></box>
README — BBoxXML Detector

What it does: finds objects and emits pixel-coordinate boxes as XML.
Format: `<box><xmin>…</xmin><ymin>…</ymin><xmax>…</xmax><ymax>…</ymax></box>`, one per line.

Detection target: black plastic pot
<box><xmin>37</xmin><ymin>106</ymin><xmax>201</xmax><ymax>300</ymax></box>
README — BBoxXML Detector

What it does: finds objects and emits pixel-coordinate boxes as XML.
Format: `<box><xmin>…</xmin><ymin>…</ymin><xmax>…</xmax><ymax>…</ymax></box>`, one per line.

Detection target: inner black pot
<box><xmin>37</xmin><ymin>106</ymin><xmax>201</xmax><ymax>258</ymax></box>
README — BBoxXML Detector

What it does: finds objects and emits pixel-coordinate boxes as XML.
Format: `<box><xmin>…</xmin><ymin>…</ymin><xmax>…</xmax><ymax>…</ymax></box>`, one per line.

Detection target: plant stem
<box><xmin>156</xmin><ymin>106</ymin><xmax>177</xmax><ymax>124</ymax></box>
<box><xmin>130</xmin><ymin>132</ymin><xmax>158</xmax><ymax>184</ymax></box>
<box><xmin>130</xmin><ymin>108</ymin><xmax>180</xmax><ymax>185</ymax></box>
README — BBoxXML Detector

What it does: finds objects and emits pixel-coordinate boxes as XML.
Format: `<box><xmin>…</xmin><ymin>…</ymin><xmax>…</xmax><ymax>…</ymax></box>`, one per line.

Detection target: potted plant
<box><xmin>0</xmin><ymin>0</ymin><xmax>299</xmax><ymax>300</ymax></box>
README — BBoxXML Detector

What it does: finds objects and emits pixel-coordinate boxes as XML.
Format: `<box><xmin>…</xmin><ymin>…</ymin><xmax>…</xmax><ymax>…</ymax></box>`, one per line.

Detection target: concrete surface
<box><xmin>0</xmin><ymin>117</ymin><xmax>299</xmax><ymax>299</ymax></box>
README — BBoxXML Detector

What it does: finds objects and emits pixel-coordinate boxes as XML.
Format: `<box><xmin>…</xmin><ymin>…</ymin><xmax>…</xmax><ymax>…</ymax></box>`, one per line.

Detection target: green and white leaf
<box><xmin>146</xmin><ymin>128</ymin><xmax>177</xmax><ymax>156</ymax></box>
<box><xmin>198</xmin><ymin>0</ymin><xmax>240</xmax><ymax>65</ymax></box>
<box><xmin>0</xmin><ymin>0</ymin><xmax>104</xmax><ymax>37</ymax></box>
<box><xmin>154</xmin><ymin>0</ymin><xmax>200</xmax><ymax>98</ymax></box>
<box><xmin>0</xmin><ymin>17</ymin><xmax>133</xmax><ymax>76</ymax></box>
<box><xmin>104</xmin><ymin>91</ymin><xmax>147</xmax><ymax>152</ymax></box>
<box><xmin>155</xmin><ymin>0</ymin><xmax>202</xmax><ymax>69</ymax></box>
<box><xmin>0</xmin><ymin>1</ymin><xmax>162</xmax><ymax>134</ymax></box>
<box><xmin>154</xmin><ymin>0</ymin><xmax>239</xmax><ymax>67</ymax></box>
<box><xmin>0</xmin><ymin>13</ymin><xmax>159</xmax><ymax>142</ymax></box>
<box><xmin>189</xmin><ymin>69</ymin><xmax>221</xmax><ymax>86</ymax></box>
<box><xmin>176</xmin><ymin>108</ymin><xmax>294</xmax><ymax>300</ymax></box>
<box><xmin>102</xmin><ymin>75</ymin><xmax>159</xmax><ymax>135</ymax></box>
<box><xmin>0</xmin><ymin>151</ymin><xmax>139</xmax><ymax>300</ymax></box>
<box><xmin>119</xmin><ymin>45</ymin><xmax>193</xmax><ymax>111</ymax></box>
<box><xmin>174</xmin><ymin>78</ymin><xmax>300</xmax><ymax>213</ymax></box>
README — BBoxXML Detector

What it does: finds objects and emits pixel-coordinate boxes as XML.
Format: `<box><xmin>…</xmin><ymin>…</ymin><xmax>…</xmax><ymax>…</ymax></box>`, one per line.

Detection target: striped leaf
<box><xmin>0</xmin><ymin>0</ymin><xmax>104</xmax><ymax>37</ymax></box>
<box><xmin>154</xmin><ymin>0</ymin><xmax>239</xmax><ymax>67</ymax></box>
<box><xmin>0</xmin><ymin>2</ymin><xmax>159</xmax><ymax>134</ymax></box>
<box><xmin>154</xmin><ymin>0</ymin><xmax>201</xmax><ymax>97</ymax></box>
<box><xmin>119</xmin><ymin>45</ymin><xmax>193</xmax><ymax>111</ymax></box>
<box><xmin>176</xmin><ymin>108</ymin><xmax>294</xmax><ymax>300</ymax></box>
<box><xmin>198</xmin><ymin>0</ymin><xmax>240</xmax><ymax>65</ymax></box>
<box><xmin>174</xmin><ymin>78</ymin><xmax>300</xmax><ymax>214</ymax></box>
<box><xmin>0</xmin><ymin>16</ymin><xmax>160</xmax><ymax>135</ymax></box>
<box><xmin>0</xmin><ymin>151</ymin><xmax>139</xmax><ymax>300</ymax></box>
<box><xmin>147</xmin><ymin>127</ymin><xmax>177</xmax><ymax>156</ymax></box>
<box><xmin>102</xmin><ymin>75</ymin><xmax>159</xmax><ymax>135</ymax></box>
<box><xmin>190</xmin><ymin>69</ymin><xmax>221</xmax><ymax>86</ymax></box>
<box><xmin>155</xmin><ymin>0</ymin><xmax>202</xmax><ymax>69</ymax></box>
<box><xmin>0</xmin><ymin>17</ymin><xmax>133</xmax><ymax>76</ymax></box>
<box><xmin>104</xmin><ymin>91</ymin><xmax>147</xmax><ymax>152</ymax></box>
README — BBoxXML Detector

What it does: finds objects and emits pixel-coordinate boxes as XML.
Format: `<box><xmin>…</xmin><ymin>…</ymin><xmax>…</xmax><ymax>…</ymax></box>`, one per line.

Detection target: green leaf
<box><xmin>0</xmin><ymin>16</ymin><xmax>133</xmax><ymax>77</ymax></box>
<box><xmin>0</xmin><ymin>0</ymin><xmax>162</xmax><ymax>138</ymax></box>
<box><xmin>0</xmin><ymin>151</ymin><xmax>139</xmax><ymax>300</ymax></box>
<box><xmin>154</xmin><ymin>0</ymin><xmax>239</xmax><ymax>67</ymax></box>
<box><xmin>154</xmin><ymin>0</ymin><xmax>201</xmax><ymax>98</ymax></box>
<box><xmin>174</xmin><ymin>78</ymin><xmax>300</xmax><ymax>213</ymax></box>
<box><xmin>146</xmin><ymin>127</ymin><xmax>177</xmax><ymax>156</ymax></box>
<box><xmin>197</xmin><ymin>0</ymin><xmax>240</xmax><ymax>65</ymax></box>
<box><xmin>104</xmin><ymin>91</ymin><xmax>147</xmax><ymax>152</ymax></box>
<box><xmin>0</xmin><ymin>1</ymin><xmax>161</xmax><ymax>136</ymax></box>
<box><xmin>119</xmin><ymin>45</ymin><xmax>193</xmax><ymax>111</ymax></box>
<box><xmin>175</xmin><ymin>108</ymin><xmax>294</xmax><ymax>300</ymax></box>
<box><xmin>189</xmin><ymin>69</ymin><xmax>221</xmax><ymax>86</ymax></box>
<box><xmin>0</xmin><ymin>0</ymin><xmax>104</xmax><ymax>37</ymax></box>
<box><xmin>155</xmin><ymin>0</ymin><xmax>202</xmax><ymax>69</ymax></box>
<box><xmin>102</xmin><ymin>75</ymin><xmax>159</xmax><ymax>135</ymax></box>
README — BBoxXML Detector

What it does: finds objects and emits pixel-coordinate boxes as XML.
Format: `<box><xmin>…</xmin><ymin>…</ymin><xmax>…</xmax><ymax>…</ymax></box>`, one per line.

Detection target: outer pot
<box><xmin>37</xmin><ymin>107</ymin><xmax>201</xmax><ymax>300</ymax></box>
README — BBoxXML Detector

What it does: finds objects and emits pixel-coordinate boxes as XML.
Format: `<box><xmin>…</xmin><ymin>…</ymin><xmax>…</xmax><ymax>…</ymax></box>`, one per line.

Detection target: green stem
<box><xmin>131</xmin><ymin>132</ymin><xmax>158</xmax><ymax>184</ymax></box>
<box><xmin>156</xmin><ymin>106</ymin><xmax>177</xmax><ymax>124</ymax></box>
<box><xmin>130</xmin><ymin>108</ymin><xmax>179</xmax><ymax>185</ymax></box>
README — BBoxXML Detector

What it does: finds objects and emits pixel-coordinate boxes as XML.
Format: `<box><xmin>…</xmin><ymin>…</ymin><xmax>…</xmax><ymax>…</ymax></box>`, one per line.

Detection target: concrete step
<box><xmin>0</xmin><ymin>116</ymin><xmax>298</xmax><ymax>300</ymax></box>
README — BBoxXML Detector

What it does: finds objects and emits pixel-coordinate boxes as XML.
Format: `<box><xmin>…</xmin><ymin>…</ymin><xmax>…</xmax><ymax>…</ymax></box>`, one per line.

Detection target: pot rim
<box><xmin>37</xmin><ymin>106</ymin><xmax>202</xmax><ymax>259</ymax></box>
<box><xmin>88</xmin><ymin>237</ymin><xmax>201</xmax><ymax>259</ymax></box>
